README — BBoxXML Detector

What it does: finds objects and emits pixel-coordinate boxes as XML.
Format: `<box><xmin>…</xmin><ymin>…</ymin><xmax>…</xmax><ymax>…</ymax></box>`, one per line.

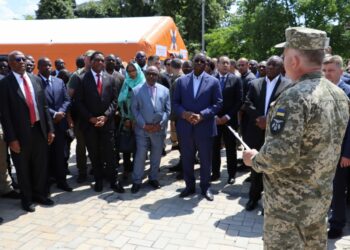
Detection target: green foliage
<box><xmin>205</xmin><ymin>0</ymin><xmax>350</xmax><ymax>60</ymax></box>
<box><xmin>36</xmin><ymin>0</ymin><xmax>75</xmax><ymax>19</ymax></box>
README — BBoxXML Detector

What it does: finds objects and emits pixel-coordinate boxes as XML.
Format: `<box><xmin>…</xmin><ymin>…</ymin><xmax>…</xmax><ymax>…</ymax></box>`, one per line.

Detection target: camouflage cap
<box><xmin>275</xmin><ymin>27</ymin><xmax>327</xmax><ymax>50</ymax></box>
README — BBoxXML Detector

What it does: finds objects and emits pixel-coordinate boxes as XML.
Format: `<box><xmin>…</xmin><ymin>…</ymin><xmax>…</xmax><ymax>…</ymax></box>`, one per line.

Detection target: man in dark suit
<box><xmin>211</xmin><ymin>56</ymin><xmax>243</xmax><ymax>184</ymax></box>
<box><xmin>242</xmin><ymin>55</ymin><xmax>290</xmax><ymax>211</ymax></box>
<box><xmin>51</xmin><ymin>58</ymin><xmax>66</xmax><ymax>77</ymax></box>
<box><xmin>0</xmin><ymin>51</ymin><xmax>55</xmax><ymax>212</ymax></box>
<box><xmin>323</xmin><ymin>55</ymin><xmax>350</xmax><ymax>239</ymax></box>
<box><xmin>75</xmin><ymin>51</ymin><xmax>124</xmax><ymax>193</ymax></box>
<box><xmin>173</xmin><ymin>53</ymin><xmax>223</xmax><ymax>201</ymax></box>
<box><xmin>38</xmin><ymin>57</ymin><xmax>72</xmax><ymax>192</ymax></box>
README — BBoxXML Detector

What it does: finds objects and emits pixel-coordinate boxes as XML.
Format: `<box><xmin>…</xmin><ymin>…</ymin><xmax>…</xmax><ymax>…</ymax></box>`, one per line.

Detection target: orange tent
<box><xmin>0</xmin><ymin>17</ymin><xmax>188</xmax><ymax>71</ymax></box>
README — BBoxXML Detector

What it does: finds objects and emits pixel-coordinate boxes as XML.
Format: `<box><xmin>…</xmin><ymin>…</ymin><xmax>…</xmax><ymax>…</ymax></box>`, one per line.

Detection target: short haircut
<box><xmin>323</xmin><ymin>55</ymin><xmax>343</xmax><ymax>69</ymax></box>
<box><xmin>218</xmin><ymin>55</ymin><xmax>229</xmax><ymax>63</ymax></box>
<box><xmin>164</xmin><ymin>58</ymin><xmax>172</xmax><ymax>65</ymax></box>
<box><xmin>90</xmin><ymin>51</ymin><xmax>104</xmax><ymax>61</ymax></box>
<box><xmin>298</xmin><ymin>49</ymin><xmax>325</xmax><ymax>66</ymax></box>
<box><xmin>170</xmin><ymin>58</ymin><xmax>182</xmax><ymax>69</ymax></box>
<box><xmin>206</xmin><ymin>58</ymin><xmax>215</xmax><ymax>71</ymax></box>
<box><xmin>148</xmin><ymin>55</ymin><xmax>160</xmax><ymax>64</ymax></box>
<box><xmin>230</xmin><ymin>59</ymin><xmax>237</xmax><ymax>66</ymax></box>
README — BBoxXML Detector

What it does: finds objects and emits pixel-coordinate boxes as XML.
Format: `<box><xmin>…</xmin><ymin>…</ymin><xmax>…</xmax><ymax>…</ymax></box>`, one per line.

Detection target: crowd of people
<box><xmin>1</xmin><ymin>26</ymin><xmax>350</xmax><ymax>248</ymax></box>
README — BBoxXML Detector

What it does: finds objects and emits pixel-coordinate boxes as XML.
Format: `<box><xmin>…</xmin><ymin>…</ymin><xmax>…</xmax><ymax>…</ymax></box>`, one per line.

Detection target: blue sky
<box><xmin>0</xmin><ymin>0</ymin><xmax>94</xmax><ymax>19</ymax></box>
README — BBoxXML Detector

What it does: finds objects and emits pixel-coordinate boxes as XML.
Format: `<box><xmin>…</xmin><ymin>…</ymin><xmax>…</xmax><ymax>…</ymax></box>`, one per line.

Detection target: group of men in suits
<box><xmin>0</xmin><ymin>48</ymin><xmax>294</xmax><ymax>213</ymax></box>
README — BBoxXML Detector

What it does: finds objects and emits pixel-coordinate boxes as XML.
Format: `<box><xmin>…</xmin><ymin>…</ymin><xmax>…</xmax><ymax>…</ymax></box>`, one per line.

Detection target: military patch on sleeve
<box><xmin>270</xmin><ymin>108</ymin><xmax>286</xmax><ymax>135</ymax></box>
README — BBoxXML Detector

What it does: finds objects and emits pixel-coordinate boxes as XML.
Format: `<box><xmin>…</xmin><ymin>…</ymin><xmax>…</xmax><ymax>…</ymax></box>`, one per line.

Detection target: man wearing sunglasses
<box><xmin>0</xmin><ymin>50</ymin><xmax>55</xmax><ymax>212</ymax></box>
<box><xmin>173</xmin><ymin>53</ymin><xmax>223</xmax><ymax>201</ymax></box>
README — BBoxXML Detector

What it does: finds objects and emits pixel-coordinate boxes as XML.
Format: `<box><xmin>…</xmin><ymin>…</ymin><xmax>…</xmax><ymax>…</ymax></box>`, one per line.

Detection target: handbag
<box><xmin>118</xmin><ymin>127</ymin><xmax>136</xmax><ymax>153</ymax></box>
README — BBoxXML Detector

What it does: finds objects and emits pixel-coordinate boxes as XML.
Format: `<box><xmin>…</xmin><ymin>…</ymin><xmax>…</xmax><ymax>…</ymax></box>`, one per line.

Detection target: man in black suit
<box><xmin>242</xmin><ymin>55</ymin><xmax>290</xmax><ymax>211</ymax></box>
<box><xmin>0</xmin><ymin>51</ymin><xmax>55</xmax><ymax>212</ymax></box>
<box><xmin>38</xmin><ymin>57</ymin><xmax>72</xmax><ymax>192</ymax></box>
<box><xmin>211</xmin><ymin>56</ymin><xmax>243</xmax><ymax>184</ymax></box>
<box><xmin>75</xmin><ymin>51</ymin><xmax>124</xmax><ymax>193</ymax></box>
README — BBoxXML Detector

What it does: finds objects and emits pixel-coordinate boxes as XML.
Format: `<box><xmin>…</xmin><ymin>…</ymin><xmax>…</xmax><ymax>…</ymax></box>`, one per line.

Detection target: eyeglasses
<box><xmin>194</xmin><ymin>59</ymin><xmax>206</xmax><ymax>64</ymax></box>
<box><xmin>14</xmin><ymin>57</ymin><xmax>26</xmax><ymax>63</ymax></box>
<box><xmin>146</xmin><ymin>72</ymin><xmax>158</xmax><ymax>77</ymax></box>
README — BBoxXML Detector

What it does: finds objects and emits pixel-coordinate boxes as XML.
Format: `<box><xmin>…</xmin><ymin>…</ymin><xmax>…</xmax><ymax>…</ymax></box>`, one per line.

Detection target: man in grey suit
<box><xmin>130</xmin><ymin>66</ymin><xmax>170</xmax><ymax>193</ymax></box>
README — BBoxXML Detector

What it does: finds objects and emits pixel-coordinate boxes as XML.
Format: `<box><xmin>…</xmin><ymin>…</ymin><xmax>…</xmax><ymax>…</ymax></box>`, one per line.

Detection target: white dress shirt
<box><xmin>91</xmin><ymin>69</ymin><xmax>103</xmax><ymax>86</ymax></box>
<box><xmin>13</xmin><ymin>71</ymin><xmax>40</xmax><ymax>122</ymax></box>
<box><xmin>264</xmin><ymin>75</ymin><xmax>280</xmax><ymax>115</ymax></box>
<box><xmin>193</xmin><ymin>72</ymin><xmax>204</xmax><ymax>98</ymax></box>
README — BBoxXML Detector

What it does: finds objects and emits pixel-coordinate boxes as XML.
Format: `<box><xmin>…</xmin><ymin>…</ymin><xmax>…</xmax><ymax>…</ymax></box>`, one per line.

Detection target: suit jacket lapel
<box><xmin>195</xmin><ymin>74</ymin><xmax>206</xmax><ymax>99</ymax></box>
<box><xmin>188</xmin><ymin>74</ymin><xmax>195</xmax><ymax>100</ymax></box>
<box><xmin>259</xmin><ymin>79</ymin><xmax>267</xmax><ymax>114</ymax></box>
<box><xmin>10</xmin><ymin>73</ymin><xmax>26</xmax><ymax>104</ymax></box>
<box><xmin>142</xmin><ymin>83</ymin><xmax>155</xmax><ymax>111</ymax></box>
<box><xmin>28</xmin><ymin>74</ymin><xmax>41</xmax><ymax>110</ymax></box>
<box><xmin>269</xmin><ymin>76</ymin><xmax>282</xmax><ymax>104</ymax></box>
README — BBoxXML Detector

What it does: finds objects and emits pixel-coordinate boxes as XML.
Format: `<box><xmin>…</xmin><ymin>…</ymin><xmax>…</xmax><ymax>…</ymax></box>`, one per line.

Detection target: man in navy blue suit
<box><xmin>38</xmin><ymin>57</ymin><xmax>72</xmax><ymax>192</ymax></box>
<box><xmin>323</xmin><ymin>55</ymin><xmax>350</xmax><ymax>239</ymax></box>
<box><xmin>173</xmin><ymin>53</ymin><xmax>223</xmax><ymax>201</ymax></box>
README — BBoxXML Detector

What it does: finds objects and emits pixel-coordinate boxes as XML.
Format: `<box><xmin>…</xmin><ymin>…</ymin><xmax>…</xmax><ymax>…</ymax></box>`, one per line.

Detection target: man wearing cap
<box><xmin>67</xmin><ymin>50</ymin><xmax>94</xmax><ymax>183</ymax></box>
<box><xmin>243</xmin><ymin>27</ymin><xmax>350</xmax><ymax>249</ymax></box>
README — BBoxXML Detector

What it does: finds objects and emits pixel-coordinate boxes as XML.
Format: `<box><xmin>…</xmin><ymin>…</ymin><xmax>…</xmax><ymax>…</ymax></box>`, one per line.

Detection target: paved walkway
<box><xmin>1</xmin><ymin>141</ymin><xmax>350</xmax><ymax>249</ymax></box>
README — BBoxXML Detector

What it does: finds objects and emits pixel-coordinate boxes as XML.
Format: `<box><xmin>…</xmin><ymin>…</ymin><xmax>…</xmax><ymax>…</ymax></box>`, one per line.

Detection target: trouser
<box><xmin>329</xmin><ymin>164</ymin><xmax>350</xmax><ymax>230</ymax></box>
<box><xmin>0</xmin><ymin>130</ymin><xmax>13</xmax><ymax>195</ymax></box>
<box><xmin>132</xmin><ymin>132</ymin><xmax>164</xmax><ymax>184</ymax></box>
<box><xmin>264</xmin><ymin>214</ymin><xmax>327</xmax><ymax>250</ymax></box>
<box><xmin>248</xmin><ymin>170</ymin><xmax>263</xmax><ymax>201</ymax></box>
<box><xmin>74</xmin><ymin>120</ymin><xmax>87</xmax><ymax>175</ymax></box>
<box><xmin>48</xmin><ymin>128</ymin><xmax>67</xmax><ymax>184</ymax></box>
<box><xmin>212</xmin><ymin>125</ymin><xmax>237</xmax><ymax>178</ymax></box>
<box><xmin>11</xmin><ymin>123</ymin><xmax>48</xmax><ymax>203</ymax></box>
<box><xmin>84</xmin><ymin>126</ymin><xmax>117</xmax><ymax>185</ymax></box>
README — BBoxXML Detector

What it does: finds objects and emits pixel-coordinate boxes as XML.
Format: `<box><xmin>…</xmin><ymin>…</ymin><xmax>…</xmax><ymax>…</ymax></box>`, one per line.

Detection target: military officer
<box><xmin>243</xmin><ymin>27</ymin><xmax>350</xmax><ymax>249</ymax></box>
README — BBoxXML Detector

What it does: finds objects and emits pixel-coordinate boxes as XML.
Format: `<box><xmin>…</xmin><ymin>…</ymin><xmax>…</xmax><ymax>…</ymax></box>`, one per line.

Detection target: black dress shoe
<box><xmin>57</xmin><ymin>182</ymin><xmax>73</xmax><ymax>192</ymax></box>
<box><xmin>162</xmin><ymin>148</ymin><xmax>167</xmax><ymax>156</ymax></box>
<box><xmin>131</xmin><ymin>183</ymin><xmax>141</xmax><ymax>194</ymax></box>
<box><xmin>1</xmin><ymin>190</ymin><xmax>20</xmax><ymax>199</ymax></box>
<box><xmin>21</xmin><ymin>202</ymin><xmax>35</xmax><ymax>212</ymax></box>
<box><xmin>210</xmin><ymin>174</ymin><xmax>220</xmax><ymax>182</ymax></box>
<box><xmin>0</xmin><ymin>217</ymin><xmax>3</xmax><ymax>224</ymax></box>
<box><xmin>33</xmin><ymin>197</ymin><xmax>54</xmax><ymax>206</ymax></box>
<box><xmin>111</xmin><ymin>182</ymin><xmax>125</xmax><ymax>193</ymax></box>
<box><xmin>149</xmin><ymin>180</ymin><xmax>161</xmax><ymax>189</ymax></box>
<box><xmin>179</xmin><ymin>187</ymin><xmax>196</xmax><ymax>198</ymax></box>
<box><xmin>227</xmin><ymin>177</ymin><xmax>235</xmax><ymax>185</ymax></box>
<box><xmin>171</xmin><ymin>145</ymin><xmax>179</xmax><ymax>150</ymax></box>
<box><xmin>244</xmin><ymin>176</ymin><xmax>251</xmax><ymax>182</ymax></box>
<box><xmin>94</xmin><ymin>181</ymin><xmax>103</xmax><ymax>192</ymax></box>
<box><xmin>245</xmin><ymin>199</ymin><xmax>258</xmax><ymax>211</ymax></box>
<box><xmin>169</xmin><ymin>163</ymin><xmax>182</xmax><ymax>172</ymax></box>
<box><xmin>77</xmin><ymin>174</ymin><xmax>87</xmax><ymax>184</ymax></box>
<box><xmin>328</xmin><ymin>228</ymin><xmax>343</xmax><ymax>239</ymax></box>
<box><xmin>202</xmin><ymin>189</ymin><xmax>214</xmax><ymax>201</ymax></box>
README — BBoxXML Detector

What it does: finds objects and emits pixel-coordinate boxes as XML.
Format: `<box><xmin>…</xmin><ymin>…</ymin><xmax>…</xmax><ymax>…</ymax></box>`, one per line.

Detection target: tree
<box><xmin>36</xmin><ymin>0</ymin><xmax>75</xmax><ymax>19</ymax></box>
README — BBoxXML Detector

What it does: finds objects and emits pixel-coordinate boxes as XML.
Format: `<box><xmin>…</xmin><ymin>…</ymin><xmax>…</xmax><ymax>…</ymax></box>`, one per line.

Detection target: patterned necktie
<box><xmin>22</xmin><ymin>76</ymin><xmax>37</xmax><ymax>125</ymax></box>
<box><xmin>96</xmin><ymin>73</ymin><xmax>102</xmax><ymax>96</ymax></box>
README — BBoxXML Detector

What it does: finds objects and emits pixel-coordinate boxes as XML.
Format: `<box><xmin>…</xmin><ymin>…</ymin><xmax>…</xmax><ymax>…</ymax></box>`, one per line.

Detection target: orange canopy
<box><xmin>0</xmin><ymin>17</ymin><xmax>188</xmax><ymax>71</ymax></box>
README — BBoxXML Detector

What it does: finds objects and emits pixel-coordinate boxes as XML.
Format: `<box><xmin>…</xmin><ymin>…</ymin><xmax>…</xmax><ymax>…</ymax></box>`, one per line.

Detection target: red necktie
<box><xmin>96</xmin><ymin>73</ymin><xmax>102</xmax><ymax>96</ymax></box>
<box><xmin>22</xmin><ymin>76</ymin><xmax>37</xmax><ymax>125</ymax></box>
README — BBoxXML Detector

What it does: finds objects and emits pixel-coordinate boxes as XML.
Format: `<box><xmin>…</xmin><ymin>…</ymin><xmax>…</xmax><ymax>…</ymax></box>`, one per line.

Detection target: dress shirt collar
<box><xmin>12</xmin><ymin>71</ymin><xmax>28</xmax><ymax>82</ymax></box>
<box><xmin>265</xmin><ymin>74</ymin><xmax>280</xmax><ymax>85</ymax></box>
<box><xmin>219</xmin><ymin>73</ymin><xmax>228</xmax><ymax>78</ymax></box>
<box><xmin>91</xmin><ymin>69</ymin><xmax>103</xmax><ymax>78</ymax></box>
<box><xmin>39</xmin><ymin>74</ymin><xmax>52</xmax><ymax>83</ymax></box>
<box><xmin>193</xmin><ymin>71</ymin><xmax>205</xmax><ymax>81</ymax></box>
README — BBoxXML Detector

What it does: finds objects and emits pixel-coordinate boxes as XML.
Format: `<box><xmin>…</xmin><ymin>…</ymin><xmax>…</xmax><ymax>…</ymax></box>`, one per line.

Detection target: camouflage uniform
<box><xmin>251</xmin><ymin>27</ymin><xmax>350</xmax><ymax>250</ymax></box>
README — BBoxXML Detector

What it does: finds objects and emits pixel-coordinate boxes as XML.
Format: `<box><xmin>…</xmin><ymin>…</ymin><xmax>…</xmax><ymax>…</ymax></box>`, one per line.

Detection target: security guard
<box><xmin>243</xmin><ymin>27</ymin><xmax>350</xmax><ymax>249</ymax></box>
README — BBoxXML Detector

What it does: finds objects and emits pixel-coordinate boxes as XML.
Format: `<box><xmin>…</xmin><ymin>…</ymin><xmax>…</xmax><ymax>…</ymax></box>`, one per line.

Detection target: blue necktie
<box><xmin>220</xmin><ymin>76</ymin><xmax>225</xmax><ymax>90</ymax></box>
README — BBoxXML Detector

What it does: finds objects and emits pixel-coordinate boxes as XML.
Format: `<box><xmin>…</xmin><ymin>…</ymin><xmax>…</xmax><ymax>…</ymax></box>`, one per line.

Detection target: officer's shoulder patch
<box><xmin>270</xmin><ymin>108</ymin><xmax>286</xmax><ymax>135</ymax></box>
